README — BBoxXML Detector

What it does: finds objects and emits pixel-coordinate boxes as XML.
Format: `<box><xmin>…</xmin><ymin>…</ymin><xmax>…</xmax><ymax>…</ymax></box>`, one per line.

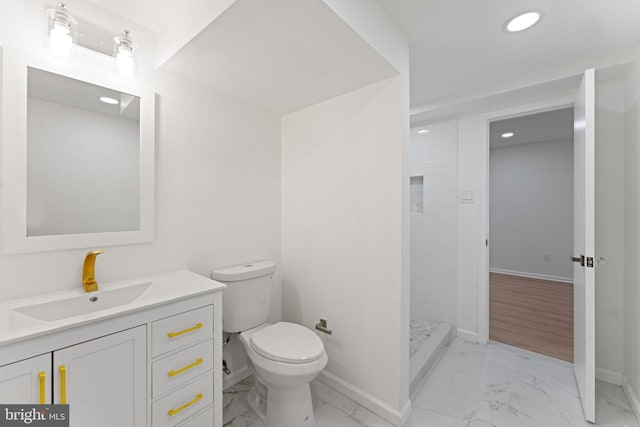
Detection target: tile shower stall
<box><xmin>409</xmin><ymin>121</ymin><xmax>458</xmax><ymax>396</ymax></box>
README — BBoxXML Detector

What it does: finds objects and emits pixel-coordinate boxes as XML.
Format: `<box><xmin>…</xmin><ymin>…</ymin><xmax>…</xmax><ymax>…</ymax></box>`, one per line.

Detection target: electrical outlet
<box><xmin>544</xmin><ymin>253</ymin><xmax>551</xmax><ymax>262</ymax></box>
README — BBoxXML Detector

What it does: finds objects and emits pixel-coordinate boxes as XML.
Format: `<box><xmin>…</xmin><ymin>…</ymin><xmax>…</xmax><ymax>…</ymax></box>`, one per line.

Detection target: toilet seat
<box><xmin>250</xmin><ymin>322</ymin><xmax>324</xmax><ymax>364</ymax></box>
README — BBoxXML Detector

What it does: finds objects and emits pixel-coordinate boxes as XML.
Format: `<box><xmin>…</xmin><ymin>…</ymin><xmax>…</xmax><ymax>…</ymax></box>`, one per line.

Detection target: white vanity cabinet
<box><xmin>0</xmin><ymin>327</ymin><xmax>147</xmax><ymax>426</ymax></box>
<box><xmin>150</xmin><ymin>306</ymin><xmax>216</xmax><ymax>427</ymax></box>
<box><xmin>0</xmin><ymin>353</ymin><xmax>51</xmax><ymax>404</ymax></box>
<box><xmin>53</xmin><ymin>326</ymin><xmax>147</xmax><ymax>427</ymax></box>
<box><xmin>0</xmin><ymin>270</ymin><xmax>225</xmax><ymax>427</ymax></box>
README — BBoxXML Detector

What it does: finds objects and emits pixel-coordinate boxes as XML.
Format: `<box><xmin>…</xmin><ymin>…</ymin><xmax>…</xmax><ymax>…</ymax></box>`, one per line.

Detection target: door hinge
<box><xmin>485</xmin><ymin>239</ymin><xmax>489</xmax><ymax>247</ymax></box>
<box><xmin>586</xmin><ymin>256</ymin><xmax>594</xmax><ymax>268</ymax></box>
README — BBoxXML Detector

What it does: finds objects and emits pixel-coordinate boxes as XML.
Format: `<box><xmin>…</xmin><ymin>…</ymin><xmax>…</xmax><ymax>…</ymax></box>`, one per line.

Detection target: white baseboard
<box><xmin>223</xmin><ymin>365</ymin><xmax>250</xmax><ymax>390</ymax></box>
<box><xmin>596</xmin><ymin>367</ymin><xmax>623</xmax><ymax>385</ymax></box>
<box><xmin>456</xmin><ymin>328</ymin><xmax>478</xmax><ymax>343</ymax></box>
<box><xmin>623</xmin><ymin>376</ymin><xmax>640</xmax><ymax>422</ymax></box>
<box><xmin>317</xmin><ymin>371</ymin><xmax>408</xmax><ymax>427</ymax></box>
<box><xmin>400</xmin><ymin>400</ymin><xmax>412</xmax><ymax>426</ymax></box>
<box><xmin>490</xmin><ymin>268</ymin><xmax>573</xmax><ymax>284</ymax></box>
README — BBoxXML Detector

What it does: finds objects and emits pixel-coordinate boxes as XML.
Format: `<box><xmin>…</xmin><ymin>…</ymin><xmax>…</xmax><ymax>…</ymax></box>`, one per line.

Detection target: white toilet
<box><xmin>212</xmin><ymin>261</ymin><xmax>327</xmax><ymax>427</ymax></box>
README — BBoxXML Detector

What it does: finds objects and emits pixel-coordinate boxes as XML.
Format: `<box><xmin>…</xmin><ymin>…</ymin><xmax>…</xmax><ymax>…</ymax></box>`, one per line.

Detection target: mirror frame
<box><xmin>1</xmin><ymin>47</ymin><xmax>155</xmax><ymax>253</ymax></box>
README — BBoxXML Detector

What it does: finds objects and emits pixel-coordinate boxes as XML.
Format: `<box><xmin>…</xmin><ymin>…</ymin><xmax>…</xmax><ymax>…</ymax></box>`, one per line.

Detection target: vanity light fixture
<box><xmin>45</xmin><ymin>3</ymin><xmax>78</xmax><ymax>58</ymax></box>
<box><xmin>417</xmin><ymin>129</ymin><xmax>429</xmax><ymax>135</ymax></box>
<box><xmin>501</xmin><ymin>132</ymin><xmax>515</xmax><ymax>138</ymax></box>
<box><xmin>504</xmin><ymin>11</ymin><xmax>542</xmax><ymax>33</ymax></box>
<box><xmin>114</xmin><ymin>30</ymin><xmax>135</xmax><ymax>77</ymax></box>
<box><xmin>99</xmin><ymin>96</ymin><xmax>119</xmax><ymax>105</ymax></box>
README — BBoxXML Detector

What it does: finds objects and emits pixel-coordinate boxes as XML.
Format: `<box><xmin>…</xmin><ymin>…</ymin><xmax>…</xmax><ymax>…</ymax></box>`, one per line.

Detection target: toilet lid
<box><xmin>250</xmin><ymin>322</ymin><xmax>324</xmax><ymax>364</ymax></box>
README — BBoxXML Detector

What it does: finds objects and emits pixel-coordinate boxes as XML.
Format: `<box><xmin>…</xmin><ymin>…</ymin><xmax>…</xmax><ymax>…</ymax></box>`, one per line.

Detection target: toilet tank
<box><xmin>211</xmin><ymin>260</ymin><xmax>276</xmax><ymax>333</ymax></box>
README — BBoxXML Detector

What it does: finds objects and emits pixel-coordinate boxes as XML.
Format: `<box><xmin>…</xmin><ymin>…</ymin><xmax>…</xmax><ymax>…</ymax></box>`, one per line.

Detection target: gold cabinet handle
<box><xmin>39</xmin><ymin>371</ymin><xmax>45</xmax><ymax>404</ymax></box>
<box><xmin>167</xmin><ymin>323</ymin><xmax>203</xmax><ymax>338</ymax></box>
<box><xmin>59</xmin><ymin>365</ymin><xmax>66</xmax><ymax>404</ymax></box>
<box><xmin>168</xmin><ymin>358</ymin><xmax>203</xmax><ymax>377</ymax></box>
<box><xmin>167</xmin><ymin>393</ymin><xmax>202</xmax><ymax>416</ymax></box>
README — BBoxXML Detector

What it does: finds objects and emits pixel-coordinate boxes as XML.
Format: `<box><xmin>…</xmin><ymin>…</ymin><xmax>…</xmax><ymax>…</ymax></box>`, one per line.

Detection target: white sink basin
<box><xmin>13</xmin><ymin>281</ymin><xmax>152</xmax><ymax>322</ymax></box>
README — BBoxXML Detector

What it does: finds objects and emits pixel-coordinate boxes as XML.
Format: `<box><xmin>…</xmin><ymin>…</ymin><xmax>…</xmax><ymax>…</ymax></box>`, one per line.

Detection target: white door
<box><xmin>573</xmin><ymin>68</ymin><xmax>596</xmax><ymax>423</ymax></box>
<box><xmin>53</xmin><ymin>326</ymin><xmax>147</xmax><ymax>427</ymax></box>
<box><xmin>0</xmin><ymin>353</ymin><xmax>51</xmax><ymax>404</ymax></box>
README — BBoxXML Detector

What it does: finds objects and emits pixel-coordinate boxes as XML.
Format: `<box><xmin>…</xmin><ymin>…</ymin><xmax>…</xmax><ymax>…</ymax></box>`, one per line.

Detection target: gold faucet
<box><xmin>82</xmin><ymin>250</ymin><xmax>104</xmax><ymax>292</ymax></box>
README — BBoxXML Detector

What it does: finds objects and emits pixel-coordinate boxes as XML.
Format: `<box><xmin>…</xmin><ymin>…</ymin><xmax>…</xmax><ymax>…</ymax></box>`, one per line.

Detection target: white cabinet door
<box><xmin>0</xmin><ymin>353</ymin><xmax>51</xmax><ymax>404</ymax></box>
<box><xmin>53</xmin><ymin>326</ymin><xmax>146</xmax><ymax>427</ymax></box>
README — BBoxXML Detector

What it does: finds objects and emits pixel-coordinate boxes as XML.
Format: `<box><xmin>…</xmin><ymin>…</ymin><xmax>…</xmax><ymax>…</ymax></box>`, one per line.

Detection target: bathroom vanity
<box><xmin>0</xmin><ymin>270</ymin><xmax>225</xmax><ymax>427</ymax></box>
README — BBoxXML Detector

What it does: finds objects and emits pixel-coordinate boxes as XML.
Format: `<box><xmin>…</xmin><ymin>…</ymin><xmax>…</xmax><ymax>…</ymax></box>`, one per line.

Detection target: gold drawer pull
<box><xmin>59</xmin><ymin>365</ymin><xmax>67</xmax><ymax>404</ymax></box>
<box><xmin>168</xmin><ymin>358</ymin><xmax>203</xmax><ymax>377</ymax></box>
<box><xmin>167</xmin><ymin>323</ymin><xmax>203</xmax><ymax>338</ymax></box>
<box><xmin>39</xmin><ymin>371</ymin><xmax>45</xmax><ymax>404</ymax></box>
<box><xmin>168</xmin><ymin>393</ymin><xmax>203</xmax><ymax>416</ymax></box>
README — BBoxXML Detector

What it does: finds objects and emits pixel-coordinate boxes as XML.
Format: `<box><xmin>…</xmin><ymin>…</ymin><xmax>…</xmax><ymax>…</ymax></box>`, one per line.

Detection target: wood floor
<box><xmin>489</xmin><ymin>272</ymin><xmax>574</xmax><ymax>362</ymax></box>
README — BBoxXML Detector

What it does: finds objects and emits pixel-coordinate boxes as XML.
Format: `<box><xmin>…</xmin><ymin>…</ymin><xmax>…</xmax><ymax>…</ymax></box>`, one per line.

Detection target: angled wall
<box><xmin>282</xmin><ymin>76</ymin><xmax>406</xmax><ymax>424</ymax></box>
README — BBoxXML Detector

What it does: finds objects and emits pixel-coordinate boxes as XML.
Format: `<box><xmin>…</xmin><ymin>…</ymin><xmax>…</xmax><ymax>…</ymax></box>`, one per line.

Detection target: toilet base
<box><xmin>247</xmin><ymin>380</ymin><xmax>315</xmax><ymax>427</ymax></box>
<box><xmin>247</xmin><ymin>387</ymin><xmax>267</xmax><ymax>425</ymax></box>
<box><xmin>266</xmin><ymin>383</ymin><xmax>315</xmax><ymax>427</ymax></box>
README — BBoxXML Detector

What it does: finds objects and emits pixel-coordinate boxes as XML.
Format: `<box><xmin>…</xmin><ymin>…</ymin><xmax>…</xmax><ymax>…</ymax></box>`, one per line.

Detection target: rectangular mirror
<box><xmin>27</xmin><ymin>68</ymin><xmax>141</xmax><ymax>236</ymax></box>
<box><xmin>2</xmin><ymin>48</ymin><xmax>155</xmax><ymax>253</ymax></box>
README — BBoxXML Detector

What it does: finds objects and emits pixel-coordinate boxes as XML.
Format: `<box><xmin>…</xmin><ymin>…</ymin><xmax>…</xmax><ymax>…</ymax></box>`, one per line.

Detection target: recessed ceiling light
<box><xmin>504</xmin><ymin>11</ymin><xmax>542</xmax><ymax>32</ymax></box>
<box><xmin>99</xmin><ymin>96</ymin><xmax>119</xmax><ymax>105</ymax></box>
<box><xmin>502</xmin><ymin>132</ymin><xmax>514</xmax><ymax>138</ymax></box>
<box><xmin>418</xmin><ymin>129</ymin><xmax>429</xmax><ymax>135</ymax></box>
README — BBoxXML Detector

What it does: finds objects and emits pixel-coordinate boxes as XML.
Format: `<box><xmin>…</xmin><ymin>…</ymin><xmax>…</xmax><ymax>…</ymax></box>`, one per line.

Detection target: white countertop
<box><xmin>0</xmin><ymin>270</ymin><xmax>226</xmax><ymax>347</ymax></box>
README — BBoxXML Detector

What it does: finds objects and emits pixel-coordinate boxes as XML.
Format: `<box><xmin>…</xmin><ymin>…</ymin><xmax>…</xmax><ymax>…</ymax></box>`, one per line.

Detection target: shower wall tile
<box><xmin>409</xmin><ymin>121</ymin><xmax>458</xmax><ymax>325</ymax></box>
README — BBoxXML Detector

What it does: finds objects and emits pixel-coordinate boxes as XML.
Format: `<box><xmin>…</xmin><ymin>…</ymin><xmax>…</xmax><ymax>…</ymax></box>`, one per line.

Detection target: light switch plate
<box><xmin>459</xmin><ymin>190</ymin><xmax>476</xmax><ymax>204</ymax></box>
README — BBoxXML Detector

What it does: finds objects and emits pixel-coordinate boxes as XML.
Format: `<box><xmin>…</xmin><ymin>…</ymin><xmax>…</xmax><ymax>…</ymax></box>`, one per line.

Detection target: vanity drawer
<box><xmin>152</xmin><ymin>339</ymin><xmax>214</xmax><ymax>398</ymax></box>
<box><xmin>175</xmin><ymin>405</ymin><xmax>214</xmax><ymax>427</ymax></box>
<box><xmin>152</xmin><ymin>306</ymin><xmax>213</xmax><ymax>356</ymax></box>
<box><xmin>152</xmin><ymin>372</ymin><xmax>214</xmax><ymax>427</ymax></box>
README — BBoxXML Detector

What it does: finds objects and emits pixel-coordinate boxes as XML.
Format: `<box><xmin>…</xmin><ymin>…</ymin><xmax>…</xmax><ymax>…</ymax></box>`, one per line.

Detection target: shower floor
<box><xmin>410</xmin><ymin>317</ymin><xmax>453</xmax><ymax>398</ymax></box>
<box><xmin>410</xmin><ymin>318</ymin><xmax>440</xmax><ymax>357</ymax></box>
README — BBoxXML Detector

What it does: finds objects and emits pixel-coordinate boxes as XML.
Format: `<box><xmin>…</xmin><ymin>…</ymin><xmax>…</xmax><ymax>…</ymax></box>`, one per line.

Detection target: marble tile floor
<box><xmin>223</xmin><ymin>376</ymin><xmax>392</xmax><ymax>426</ymax></box>
<box><xmin>407</xmin><ymin>339</ymin><xmax>639</xmax><ymax>427</ymax></box>
<box><xmin>224</xmin><ymin>339</ymin><xmax>639</xmax><ymax>427</ymax></box>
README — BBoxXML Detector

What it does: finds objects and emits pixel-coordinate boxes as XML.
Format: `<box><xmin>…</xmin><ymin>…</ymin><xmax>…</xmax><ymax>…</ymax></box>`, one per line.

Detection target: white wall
<box><xmin>594</xmin><ymin>79</ymin><xmax>625</xmax><ymax>384</ymax></box>
<box><xmin>0</xmin><ymin>0</ymin><xmax>282</xmax><ymax>382</ymax></box>
<box><xmin>281</xmin><ymin>76</ymin><xmax>406</xmax><ymax>422</ymax></box>
<box><xmin>456</xmin><ymin>115</ymin><xmax>482</xmax><ymax>340</ymax></box>
<box><xmin>456</xmin><ymin>75</ymin><xmax>626</xmax><ymax>380</ymax></box>
<box><xmin>321</xmin><ymin>1</ymin><xmax>412</xmax><ymax>415</ymax></box>
<box><xmin>409</xmin><ymin>121</ymin><xmax>458</xmax><ymax>325</ymax></box>
<box><xmin>623</xmin><ymin>50</ymin><xmax>640</xmax><ymax>413</ymax></box>
<box><xmin>490</xmin><ymin>139</ymin><xmax>573</xmax><ymax>281</ymax></box>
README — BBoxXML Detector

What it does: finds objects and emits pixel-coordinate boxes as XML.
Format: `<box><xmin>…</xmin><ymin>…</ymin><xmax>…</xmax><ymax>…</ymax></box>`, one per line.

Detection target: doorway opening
<box><xmin>488</xmin><ymin>107</ymin><xmax>575</xmax><ymax>362</ymax></box>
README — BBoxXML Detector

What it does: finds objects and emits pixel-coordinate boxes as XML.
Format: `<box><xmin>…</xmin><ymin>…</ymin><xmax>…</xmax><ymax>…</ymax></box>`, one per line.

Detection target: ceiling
<box><xmin>159</xmin><ymin>0</ymin><xmax>397</xmax><ymax>115</ymax></box>
<box><xmin>379</xmin><ymin>0</ymin><xmax>640</xmax><ymax>111</ymax></box>
<box><xmin>87</xmin><ymin>0</ymin><xmax>640</xmax><ymax>115</ymax></box>
<box><xmin>489</xmin><ymin>108</ymin><xmax>573</xmax><ymax>149</ymax></box>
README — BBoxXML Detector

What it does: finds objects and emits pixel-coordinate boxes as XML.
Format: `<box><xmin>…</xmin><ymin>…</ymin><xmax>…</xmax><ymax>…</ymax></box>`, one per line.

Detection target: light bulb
<box><xmin>46</xmin><ymin>3</ymin><xmax>77</xmax><ymax>58</ymax></box>
<box><xmin>114</xmin><ymin>30</ymin><xmax>135</xmax><ymax>77</ymax></box>
<box><xmin>116</xmin><ymin>53</ymin><xmax>134</xmax><ymax>77</ymax></box>
<box><xmin>49</xmin><ymin>27</ymin><xmax>73</xmax><ymax>58</ymax></box>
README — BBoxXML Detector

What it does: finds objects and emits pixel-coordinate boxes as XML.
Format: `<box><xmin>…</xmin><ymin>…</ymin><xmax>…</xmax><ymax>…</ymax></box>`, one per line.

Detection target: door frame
<box><xmin>477</xmin><ymin>95</ymin><xmax>576</xmax><ymax>345</ymax></box>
